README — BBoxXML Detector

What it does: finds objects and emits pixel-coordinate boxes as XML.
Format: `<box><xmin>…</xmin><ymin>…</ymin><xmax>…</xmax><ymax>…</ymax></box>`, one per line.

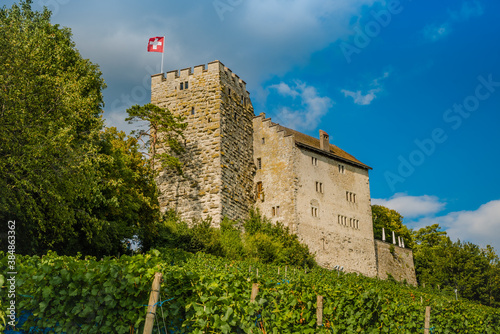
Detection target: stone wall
<box><xmin>253</xmin><ymin>113</ymin><xmax>378</xmax><ymax>277</ymax></box>
<box><xmin>151</xmin><ymin>60</ymin><xmax>254</xmax><ymax>225</ymax></box>
<box><xmin>253</xmin><ymin>114</ymin><xmax>298</xmax><ymax>231</ymax></box>
<box><xmin>293</xmin><ymin>146</ymin><xmax>377</xmax><ymax>277</ymax></box>
<box><xmin>374</xmin><ymin>240</ymin><xmax>417</xmax><ymax>286</ymax></box>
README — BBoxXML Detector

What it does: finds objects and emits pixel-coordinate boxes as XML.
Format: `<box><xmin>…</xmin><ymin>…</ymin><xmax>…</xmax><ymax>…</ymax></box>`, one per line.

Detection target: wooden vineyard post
<box><xmin>424</xmin><ymin>306</ymin><xmax>431</xmax><ymax>334</ymax></box>
<box><xmin>250</xmin><ymin>283</ymin><xmax>259</xmax><ymax>302</ymax></box>
<box><xmin>143</xmin><ymin>272</ymin><xmax>162</xmax><ymax>334</ymax></box>
<box><xmin>316</xmin><ymin>295</ymin><xmax>323</xmax><ymax>327</ymax></box>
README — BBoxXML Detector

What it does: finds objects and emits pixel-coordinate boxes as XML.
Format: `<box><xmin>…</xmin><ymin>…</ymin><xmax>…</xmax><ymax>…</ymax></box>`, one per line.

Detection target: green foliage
<box><xmin>0</xmin><ymin>0</ymin><xmax>105</xmax><ymax>254</ymax></box>
<box><xmin>412</xmin><ymin>224</ymin><xmax>500</xmax><ymax>308</ymax></box>
<box><xmin>0</xmin><ymin>1</ymin><xmax>161</xmax><ymax>257</ymax></box>
<box><xmin>372</xmin><ymin>205</ymin><xmax>414</xmax><ymax>248</ymax></box>
<box><xmin>149</xmin><ymin>208</ymin><xmax>316</xmax><ymax>268</ymax></box>
<box><xmin>389</xmin><ymin>244</ymin><xmax>395</xmax><ymax>256</ymax></box>
<box><xmin>1</xmin><ymin>250</ymin><xmax>499</xmax><ymax>333</ymax></box>
<box><xmin>125</xmin><ymin>103</ymin><xmax>187</xmax><ymax>174</ymax></box>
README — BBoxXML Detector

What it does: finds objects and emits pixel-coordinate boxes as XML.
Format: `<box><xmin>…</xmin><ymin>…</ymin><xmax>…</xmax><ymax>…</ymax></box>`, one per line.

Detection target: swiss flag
<box><xmin>147</xmin><ymin>36</ymin><xmax>164</xmax><ymax>53</ymax></box>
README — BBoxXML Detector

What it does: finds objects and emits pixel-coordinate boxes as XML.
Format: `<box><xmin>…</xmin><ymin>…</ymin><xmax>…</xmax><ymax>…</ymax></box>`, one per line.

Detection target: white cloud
<box><xmin>374</xmin><ymin>193</ymin><xmax>500</xmax><ymax>251</ymax></box>
<box><xmin>422</xmin><ymin>1</ymin><xmax>483</xmax><ymax>42</ymax></box>
<box><xmin>341</xmin><ymin>71</ymin><xmax>390</xmax><ymax>105</ymax></box>
<box><xmin>269</xmin><ymin>81</ymin><xmax>333</xmax><ymax>130</ymax></box>
<box><xmin>8</xmin><ymin>0</ymin><xmax>386</xmax><ymax>133</ymax></box>
<box><xmin>410</xmin><ymin>200</ymin><xmax>500</xmax><ymax>252</ymax></box>
<box><xmin>270</xmin><ymin>82</ymin><xmax>300</xmax><ymax>98</ymax></box>
<box><xmin>372</xmin><ymin>193</ymin><xmax>446</xmax><ymax>219</ymax></box>
<box><xmin>341</xmin><ymin>88</ymin><xmax>380</xmax><ymax>105</ymax></box>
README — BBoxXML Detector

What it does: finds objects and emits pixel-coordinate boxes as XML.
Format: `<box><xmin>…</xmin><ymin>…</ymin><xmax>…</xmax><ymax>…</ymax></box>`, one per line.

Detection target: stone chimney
<box><xmin>319</xmin><ymin>130</ymin><xmax>329</xmax><ymax>151</ymax></box>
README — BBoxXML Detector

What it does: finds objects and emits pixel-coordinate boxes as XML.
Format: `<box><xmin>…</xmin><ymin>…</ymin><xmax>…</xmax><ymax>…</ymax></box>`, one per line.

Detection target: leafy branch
<box><xmin>125</xmin><ymin>103</ymin><xmax>187</xmax><ymax>175</ymax></box>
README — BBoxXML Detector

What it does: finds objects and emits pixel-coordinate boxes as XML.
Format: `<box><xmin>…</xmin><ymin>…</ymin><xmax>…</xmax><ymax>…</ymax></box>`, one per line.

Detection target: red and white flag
<box><xmin>147</xmin><ymin>36</ymin><xmax>164</xmax><ymax>53</ymax></box>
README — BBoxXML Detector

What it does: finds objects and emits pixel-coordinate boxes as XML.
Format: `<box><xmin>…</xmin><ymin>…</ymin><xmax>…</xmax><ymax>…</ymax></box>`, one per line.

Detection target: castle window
<box><xmin>338</xmin><ymin>215</ymin><xmax>348</xmax><ymax>226</ymax></box>
<box><xmin>228</xmin><ymin>88</ymin><xmax>231</xmax><ymax>96</ymax></box>
<box><xmin>311</xmin><ymin>206</ymin><xmax>318</xmax><ymax>217</ymax></box>
<box><xmin>257</xmin><ymin>158</ymin><xmax>262</xmax><ymax>170</ymax></box>
<box><xmin>356</xmin><ymin>220</ymin><xmax>359</xmax><ymax>229</ymax></box>
<box><xmin>339</xmin><ymin>164</ymin><xmax>345</xmax><ymax>174</ymax></box>
<box><xmin>256</xmin><ymin>182</ymin><xmax>264</xmax><ymax>201</ymax></box>
<box><xmin>191</xmin><ymin>107</ymin><xmax>195</xmax><ymax>115</ymax></box>
<box><xmin>185</xmin><ymin>81</ymin><xmax>189</xmax><ymax>89</ymax></box>
<box><xmin>312</xmin><ymin>157</ymin><xmax>318</xmax><ymax>166</ymax></box>
<box><xmin>272</xmin><ymin>206</ymin><xmax>280</xmax><ymax>217</ymax></box>
<box><xmin>261</xmin><ymin>137</ymin><xmax>265</xmax><ymax>144</ymax></box>
<box><xmin>346</xmin><ymin>191</ymin><xmax>356</xmax><ymax>203</ymax></box>
<box><xmin>316</xmin><ymin>182</ymin><xmax>323</xmax><ymax>193</ymax></box>
<box><xmin>180</xmin><ymin>82</ymin><xmax>184</xmax><ymax>90</ymax></box>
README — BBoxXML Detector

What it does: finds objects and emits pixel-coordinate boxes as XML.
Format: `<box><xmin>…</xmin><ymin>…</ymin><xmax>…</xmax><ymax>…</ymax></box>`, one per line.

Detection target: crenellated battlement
<box><xmin>152</xmin><ymin>60</ymin><xmax>248</xmax><ymax>93</ymax></box>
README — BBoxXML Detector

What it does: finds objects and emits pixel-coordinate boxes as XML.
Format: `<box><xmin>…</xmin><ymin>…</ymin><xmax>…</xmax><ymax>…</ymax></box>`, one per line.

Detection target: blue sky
<box><xmin>6</xmin><ymin>0</ymin><xmax>500</xmax><ymax>251</ymax></box>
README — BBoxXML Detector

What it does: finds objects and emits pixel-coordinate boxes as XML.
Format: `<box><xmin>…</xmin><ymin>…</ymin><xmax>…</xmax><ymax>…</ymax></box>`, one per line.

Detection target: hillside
<box><xmin>1</xmin><ymin>249</ymin><xmax>499</xmax><ymax>333</ymax></box>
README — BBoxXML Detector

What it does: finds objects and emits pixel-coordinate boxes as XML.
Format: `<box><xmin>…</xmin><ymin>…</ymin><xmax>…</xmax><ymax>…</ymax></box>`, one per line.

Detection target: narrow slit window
<box><xmin>180</xmin><ymin>82</ymin><xmax>184</xmax><ymax>90</ymax></box>
<box><xmin>191</xmin><ymin>107</ymin><xmax>195</xmax><ymax>115</ymax></box>
<box><xmin>257</xmin><ymin>158</ymin><xmax>262</xmax><ymax>170</ymax></box>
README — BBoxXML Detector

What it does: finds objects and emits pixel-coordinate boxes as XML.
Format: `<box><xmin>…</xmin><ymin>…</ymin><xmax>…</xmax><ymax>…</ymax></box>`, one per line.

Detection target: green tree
<box><xmin>372</xmin><ymin>205</ymin><xmax>414</xmax><ymax>248</ymax></box>
<box><xmin>125</xmin><ymin>103</ymin><xmax>187</xmax><ymax>175</ymax></box>
<box><xmin>412</xmin><ymin>224</ymin><xmax>500</xmax><ymax>307</ymax></box>
<box><xmin>0</xmin><ymin>1</ymin><xmax>161</xmax><ymax>257</ymax></box>
<box><xmin>90</xmin><ymin>127</ymin><xmax>161</xmax><ymax>255</ymax></box>
<box><xmin>0</xmin><ymin>1</ymin><xmax>106</xmax><ymax>254</ymax></box>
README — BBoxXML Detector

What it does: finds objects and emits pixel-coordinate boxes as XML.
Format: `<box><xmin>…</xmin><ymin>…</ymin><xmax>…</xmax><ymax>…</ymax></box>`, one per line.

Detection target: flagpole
<box><xmin>160</xmin><ymin>35</ymin><xmax>165</xmax><ymax>74</ymax></box>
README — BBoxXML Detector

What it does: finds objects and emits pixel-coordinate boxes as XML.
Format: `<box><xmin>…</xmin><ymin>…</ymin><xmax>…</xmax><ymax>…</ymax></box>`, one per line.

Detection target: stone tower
<box><xmin>151</xmin><ymin>60</ymin><xmax>255</xmax><ymax>225</ymax></box>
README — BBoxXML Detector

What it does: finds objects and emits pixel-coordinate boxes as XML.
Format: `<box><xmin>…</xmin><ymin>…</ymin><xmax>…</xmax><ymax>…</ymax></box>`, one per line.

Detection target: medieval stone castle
<box><xmin>151</xmin><ymin>60</ymin><xmax>416</xmax><ymax>284</ymax></box>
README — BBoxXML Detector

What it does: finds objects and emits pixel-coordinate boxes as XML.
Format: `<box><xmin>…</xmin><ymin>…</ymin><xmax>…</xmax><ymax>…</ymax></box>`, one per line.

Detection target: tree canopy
<box><xmin>411</xmin><ymin>224</ymin><xmax>500</xmax><ymax>307</ymax></box>
<box><xmin>0</xmin><ymin>1</ymin><xmax>161</xmax><ymax>257</ymax></box>
<box><xmin>372</xmin><ymin>204</ymin><xmax>414</xmax><ymax>248</ymax></box>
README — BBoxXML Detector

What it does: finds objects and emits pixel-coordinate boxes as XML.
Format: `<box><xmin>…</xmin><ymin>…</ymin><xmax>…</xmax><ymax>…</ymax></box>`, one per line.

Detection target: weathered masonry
<box><xmin>151</xmin><ymin>60</ymin><xmax>255</xmax><ymax>225</ymax></box>
<box><xmin>253</xmin><ymin>115</ymin><xmax>377</xmax><ymax>277</ymax></box>
<box><xmin>151</xmin><ymin>60</ymin><xmax>416</xmax><ymax>283</ymax></box>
